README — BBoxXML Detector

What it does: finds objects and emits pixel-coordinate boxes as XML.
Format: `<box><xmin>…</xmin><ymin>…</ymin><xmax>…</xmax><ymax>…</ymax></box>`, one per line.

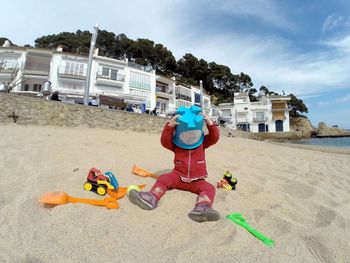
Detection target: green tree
<box><xmin>248</xmin><ymin>88</ymin><xmax>258</xmax><ymax>102</ymax></box>
<box><xmin>114</xmin><ymin>33</ymin><xmax>134</xmax><ymax>59</ymax></box>
<box><xmin>0</xmin><ymin>38</ymin><xmax>14</xmax><ymax>46</ymax></box>
<box><xmin>96</xmin><ymin>30</ymin><xmax>116</xmax><ymax>57</ymax></box>
<box><xmin>153</xmin><ymin>44</ymin><xmax>177</xmax><ymax>73</ymax></box>
<box><xmin>259</xmin><ymin>86</ymin><xmax>269</xmax><ymax>94</ymax></box>
<box><xmin>207</xmin><ymin>62</ymin><xmax>233</xmax><ymax>101</ymax></box>
<box><xmin>288</xmin><ymin>94</ymin><xmax>308</xmax><ymax>118</ymax></box>
<box><xmin>176</xmin><ymin>53</ymin><xmax>200</xmax><ymax>78</ymax></box>
<box><xmin>237</xmin><ymin>72</ymin><xmax>253</xmax><ymax>91</ymax></box>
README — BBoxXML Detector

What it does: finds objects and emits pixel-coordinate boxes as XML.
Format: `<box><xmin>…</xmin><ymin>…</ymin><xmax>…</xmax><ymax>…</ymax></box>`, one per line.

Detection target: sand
<box><xmin>1</xmin><ymin>124</ymin><xmax>350</xmax><ymax>263</ymax></box>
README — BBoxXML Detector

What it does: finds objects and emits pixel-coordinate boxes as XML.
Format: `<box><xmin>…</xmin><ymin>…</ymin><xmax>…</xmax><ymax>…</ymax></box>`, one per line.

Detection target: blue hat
<box><xmin>173</xmin><ymin>106</ymin><xmax>204</xmax><ymax>149</ymax></box>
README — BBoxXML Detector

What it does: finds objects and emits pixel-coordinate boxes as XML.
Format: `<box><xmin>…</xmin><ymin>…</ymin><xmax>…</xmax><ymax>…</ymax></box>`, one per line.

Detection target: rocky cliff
<box><xmin>290</xmin><ymin>117</ymin><xmax>314</xmax><ymax>138</ymax></box>
<box><xmin>317</xmin><ymin>122</ymin><xmax>350</xmax><ymax>137</ymax></box>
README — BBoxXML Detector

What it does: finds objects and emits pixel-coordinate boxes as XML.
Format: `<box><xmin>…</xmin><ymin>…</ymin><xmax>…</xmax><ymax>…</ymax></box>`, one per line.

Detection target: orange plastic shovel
<box><xmin>39</xmin><ymin>192</ymin><xmax>120</xmax><ymax>209</ymax></box>
<box><xmin>39</xmin><ymin>184</ymin><xmax>146</xmax><ymax>210</ymax></box>
<box><xmin>107</xmin><ymin>184</ymin><xmax>146</xmax><ymax>199</ymax></box>
<box><xmin>132</xmin><ymin>165</ymin><xmax>158</xmax><ymax>179</ymax></box>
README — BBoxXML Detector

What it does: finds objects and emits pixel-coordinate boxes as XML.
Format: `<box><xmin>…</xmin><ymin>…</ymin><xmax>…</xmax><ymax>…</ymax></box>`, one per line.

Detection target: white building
<box><xmin>0</xmin><ymin>47</ymin><xmax>51</xmax><ymax>94</ymax></box>
<box><xmin>191</xmin><ymin>85</ymin><xmax>211</xmax><ymax>115</ymax></box>
<box><xmin>155</xmin><ymin>75</ymin><xmax>176</xmax><ymax>116</ymax></box>
<box><xmin>91</xmin><ymin>54</ymin><xmax>156</xmax><ymax>110</ymax></box>
<box><xmin>219</xmin><ymin>92</ymin><xmax>291</xmax><ymax>133</ymax></box>
<box><xmin>0</xmin><ymin>47</ymin><xmax>26</xmax><ymax>92</ymax></box>
<box><xmin>175</xmin><ymin>82</ymin><xmax>192</xmax><ymax>109</ymax></box>
<box><xmin>49</xmin><ymin>51</ymin><xmax>88</xmax><ymax>100</ymax></box>
<box><xmin>0</xmin><ymin>46</ymin><xmax>157</xmax><ymax>111</ymax></box>
<box><xmin>1</xmin><ymin>46</ymin><xmax>217</xmax><ymax>117</ymax></box>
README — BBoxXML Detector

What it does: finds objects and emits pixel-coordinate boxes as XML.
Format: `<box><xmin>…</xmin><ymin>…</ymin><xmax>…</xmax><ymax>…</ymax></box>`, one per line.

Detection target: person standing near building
<box><xmin>50</xmin><ymin>91</ymin><xmax>61</xmax><ymax>101</ymax></box>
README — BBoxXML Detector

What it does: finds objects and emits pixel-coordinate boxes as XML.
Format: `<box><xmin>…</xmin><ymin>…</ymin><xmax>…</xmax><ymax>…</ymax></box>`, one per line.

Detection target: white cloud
<box><xmin>185</xmin><ymin>32</ymin><xmax>350</xmax><ymax>97</ymax></box>
<box><xmin>317</xmin><ymin>101</ymin><xmax>331</xmax><ymax>107</ymax></box>
<box><xmin>202</xmin><ymin>0</ymin><xmax>296</xmax><ymax>31</ymax></box>
<box><xmin>316</xmin><ymin>93</ymin><xmax>350</xmax><ymax>107</ymax></box>
<box><xmin>324</xmin><ymin>34</ymin><xmax>350</xmax><ymax>53</ymax></box>
<box><xmin>322</xmin><ymin>14</ymin><xmax>346</xmax><ymax>32</ymax></box>
<box><xmin>336</xmin><ymin>94</ymin><xmax>350</xmax><ymax>103</ymax></box>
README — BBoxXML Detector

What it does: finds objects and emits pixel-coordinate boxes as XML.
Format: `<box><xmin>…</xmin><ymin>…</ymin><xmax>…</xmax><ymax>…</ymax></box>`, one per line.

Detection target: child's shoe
<box><xmin>129</xmin><ymin>190</ymin><xmax>157</xmax><ymax>210</ymax></box>
<box><xmin>188</xmin><ymin>203</ymin><xmax>220</xmax><ymax>222</ymax></box>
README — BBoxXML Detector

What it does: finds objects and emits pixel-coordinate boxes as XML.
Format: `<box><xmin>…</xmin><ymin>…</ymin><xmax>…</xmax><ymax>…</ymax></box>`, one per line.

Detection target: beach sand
<box><xmin>1</xmin><ymin>124</ymin><xmax>350</xmax><ymax>263</ymax></box>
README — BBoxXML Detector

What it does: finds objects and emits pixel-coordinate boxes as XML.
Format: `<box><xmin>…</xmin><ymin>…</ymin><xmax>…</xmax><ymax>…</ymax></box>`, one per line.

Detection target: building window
<box><xmin>102</xmin><ymin>67</ymin><xmax>109</xmax><ymax>76</ymax></box>
<box><xmin>176</xmin><ymin>100</ymin><xmax>192</xmax><ymax>108</ymax></box>
<box><xmin>63</xmin><ymin>83</ymin><xmax>84</xmax><ymax>91</ymax></box>
<box><xmin>255</xmin><ymin>112</ymin><xmax>266</xmax><ymax>121</ymax></box>
<box><xmin>221</xmin><ymin>109</ymin><xmax>232</xmax><ymax>117</ymax></box>
<box><xmin>156</xmin><ymin>101</ymin><xmax>167</xmax><ymax>113</ymax></box>
<box><xmin>99</xmin><ymin>67</ymin><xmax>124</xmax><ymax>81</ymax></box>
<box><xmin>175</xmin><ymin>86</ymin><xmax>192</xmax><ymax>102</ymax></box>
<box><xmin>64</xmin><ymin>61</ymin><xmax>86</xmax><ymax>76</ymax></box>
<box><xmin>256</xmin><ymin>112</ymin><xmax>264</xmax><ymax>118</ymax></box>
<box><xmin>110</xmin><ymin>69</ymin><xmax>117</xmax><ymax>80</ymax></box>
<box><xmin>24</xmin><ymin>84</ymin><xmax>29</xmax><ymax>91</ymax></box>
<box><xmin>33</xmin><ymin>84</ymin><xmax>42</xmax><ymax>92</ymax></box>
<box><xmin>129</xmin><ymin>88</ymin><xmax>150</xmax><ymax>107</ymax></box>
<box><xmin>130</xmin><ymin>71</ymin><xmax>151</xmax><ymax>90</ymax></box>
<box><xmin>195</xmin><ymin>93</ymin><xmax>201</xmax><ymax>104</ymax></box>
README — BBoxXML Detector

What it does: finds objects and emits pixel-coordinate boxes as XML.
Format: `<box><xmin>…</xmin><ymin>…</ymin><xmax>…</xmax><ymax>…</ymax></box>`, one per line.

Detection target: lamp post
<box><xmin>84</xmin><ymin>24</ymin><xmax>99</xmax><ymax>105</ymax></box>
<box><xmin>199</xmin><ymin>80</ymin><xmax>204</xmax><ymax>114</ymax></box>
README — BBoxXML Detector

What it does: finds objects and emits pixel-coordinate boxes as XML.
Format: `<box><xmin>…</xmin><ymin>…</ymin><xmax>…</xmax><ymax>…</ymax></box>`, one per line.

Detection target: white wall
<box><xmin>0</xmin><ymin>48</ymin><xmax>27</xmax><ymax>92</ymax></box>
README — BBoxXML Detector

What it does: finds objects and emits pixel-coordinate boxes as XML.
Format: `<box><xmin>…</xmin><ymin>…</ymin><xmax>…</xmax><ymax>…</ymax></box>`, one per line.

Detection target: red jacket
<box><xmin>161</xmin><ymin>123</ymin><xmax>220</xmax><ymax>182</ymax></box>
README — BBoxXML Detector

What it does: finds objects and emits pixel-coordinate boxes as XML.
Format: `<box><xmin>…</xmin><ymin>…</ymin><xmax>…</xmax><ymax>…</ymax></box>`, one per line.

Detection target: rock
<box><xmin>290</xmin><ymin>117</ymin><xmax>313</xmax><ymax>138</ymax></box>
<box><xmin>317</xmin><ymin>122</ymin><xmax>349</xmax><ymax>137</ymax></box>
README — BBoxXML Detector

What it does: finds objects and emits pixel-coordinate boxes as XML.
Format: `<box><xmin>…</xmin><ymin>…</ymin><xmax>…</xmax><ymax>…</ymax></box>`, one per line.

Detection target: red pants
<box><xmin>150</xmin><ymin>172</ymin><xmax>216</xmax><ymax>207</ymax></box>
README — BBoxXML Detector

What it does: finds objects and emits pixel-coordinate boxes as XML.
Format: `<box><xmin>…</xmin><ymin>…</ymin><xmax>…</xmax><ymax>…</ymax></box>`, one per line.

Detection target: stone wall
<box><xmin>1</xmin><ymin>93</ymin><xmax>303</xmax><ymax>140</ymax></box>
<box><xmin>220</xmin><ymin>126</ymin><xmax>303</xmax><ymax>140</ymax></box>
<box><xmin>0</xmin><ymin>93</ymin><xmax>166</xmax><ymax>133</ymax></box>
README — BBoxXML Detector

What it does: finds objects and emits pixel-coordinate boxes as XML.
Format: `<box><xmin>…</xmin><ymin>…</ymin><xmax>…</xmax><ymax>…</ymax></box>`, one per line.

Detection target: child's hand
<box><xmin>168</xmin><ymin>115</ymin><xmax>180</xmax><ymax>128</ymax></box>
<box><xmin>202</xmin><ymin>114</ymin><xmax>214</xmax><ymax>126</ymax></box>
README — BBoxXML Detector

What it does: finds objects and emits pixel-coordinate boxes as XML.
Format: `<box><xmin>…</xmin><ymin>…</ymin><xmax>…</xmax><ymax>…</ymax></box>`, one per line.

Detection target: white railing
<box><xmin>57</xmin><ymin>66</ymin><xmax>87</xmax><ymax>78</ymax></box>
<box><xmin>96</xmin><ymin>72</ymin><xmax>125</xmax><ymax>82</ymax></box>
<box><xmin>156</xmin><ymin>86</ymin><xmax>174</xmax><ymax>95</ymax></box>
<box><xmin>253</xmin><ymin>116</ymin><xmax>268</xmax><ymax>122</ymax></box>
<box><xmin>0</xmin><ymin>61</ymin><xmax>18</xmax><ymax>70</ymax></box>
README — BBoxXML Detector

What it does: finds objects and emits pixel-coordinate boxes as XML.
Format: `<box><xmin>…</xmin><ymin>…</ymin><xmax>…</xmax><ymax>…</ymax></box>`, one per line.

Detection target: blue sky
<box><xmin>1</xmin><ymin>0</ymin><xmax>350</xmax><ymax>128</ymax></box>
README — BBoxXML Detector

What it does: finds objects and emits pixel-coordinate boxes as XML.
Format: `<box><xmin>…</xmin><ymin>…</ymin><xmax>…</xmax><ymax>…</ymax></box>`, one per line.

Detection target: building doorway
<box><xmin>258</xmin><ymin>123</ymin><xmax>266</xmax><ymax>132</ymax></box>
<box><xmin>275</xmin><ymin>120</ymin><xmax>283</xmax><ymax>132</ymax></box>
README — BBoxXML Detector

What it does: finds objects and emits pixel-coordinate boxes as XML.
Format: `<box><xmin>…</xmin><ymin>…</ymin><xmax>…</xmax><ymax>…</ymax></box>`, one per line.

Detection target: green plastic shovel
<box><xmin>226</xmin><ymin>213</ymin><xmax>275</xmax><ymax>247</ymax></box>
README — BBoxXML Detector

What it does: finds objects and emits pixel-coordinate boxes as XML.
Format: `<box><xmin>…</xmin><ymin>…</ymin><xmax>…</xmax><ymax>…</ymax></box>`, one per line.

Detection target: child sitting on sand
<box><xmin>129</xmin><ymin>106</ymin><xmax>220</xmax><ymax>222</ymax></box>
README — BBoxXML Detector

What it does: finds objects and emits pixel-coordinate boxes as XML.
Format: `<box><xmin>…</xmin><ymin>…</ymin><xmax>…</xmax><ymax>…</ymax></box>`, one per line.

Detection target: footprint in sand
<box><xmin>315</xmin><ymin>206</ymin><xmax>337</xmax><ymax>228</ymax></box>
<box><xmin>24</xmin><ymin>255</ymin><xmax>44</xmax><ymax>263</ymax></box>
<box><xmin>281</xmin><ymin>183</ymin><xmax>315</xmax><ymax>199</ymax></box>
<box><xmin>252</xmin><ymin>209</ymin><xmax>292</xmax><ymax>236</ymax></box>
<box><xmin>303</xmin><ymin>235</ymin><xmax>336</xmax><ymax>263</ymax></box>
<box><xmin>215</xmin><ymin>191</ymin><xmax>228</xmax><ymax>203</ymax></box>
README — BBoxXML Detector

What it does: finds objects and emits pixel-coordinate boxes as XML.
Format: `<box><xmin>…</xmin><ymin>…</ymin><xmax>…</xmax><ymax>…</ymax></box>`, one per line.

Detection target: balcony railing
<box><xmin>57</xmin><ymin>66</ymin><xmax>87</xmax><ymax>79</ymax></box>
<box><xmin>23</xmin><ymin>62</ymin><xmax>50</xmax><ymax>74</ymax></box>
<box><xmin>253</xmin><ymin>117</ymin><xmax>268</xmax><ymax>122</ymax></box>
<box><xmin>0</xmin><ymin>61</ymin><xmax>19</xmax><ymax>71</ymax></box>
<box><xmin>236</xmin><ymin>106</ymin><xmax>249</xmax><ymax>112</ymax></box>
<box><xmin>175</xmin><ymin>94</ymin><xmax>191</xmax><ymax>102</ymax></box>
<box><xmin>156</xmin><ymin>86</ymin><xmax>174</xmax><ymax>95</ymax></box>
<box><xmin>271</xmin><ymin>108</ymin><xmax>289</xmax><ymax>111</ymax></box>
<box><xmin>96</xmin><ymin>73</ymin><xmax>125</xmax><ymax>82</ymax></box>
